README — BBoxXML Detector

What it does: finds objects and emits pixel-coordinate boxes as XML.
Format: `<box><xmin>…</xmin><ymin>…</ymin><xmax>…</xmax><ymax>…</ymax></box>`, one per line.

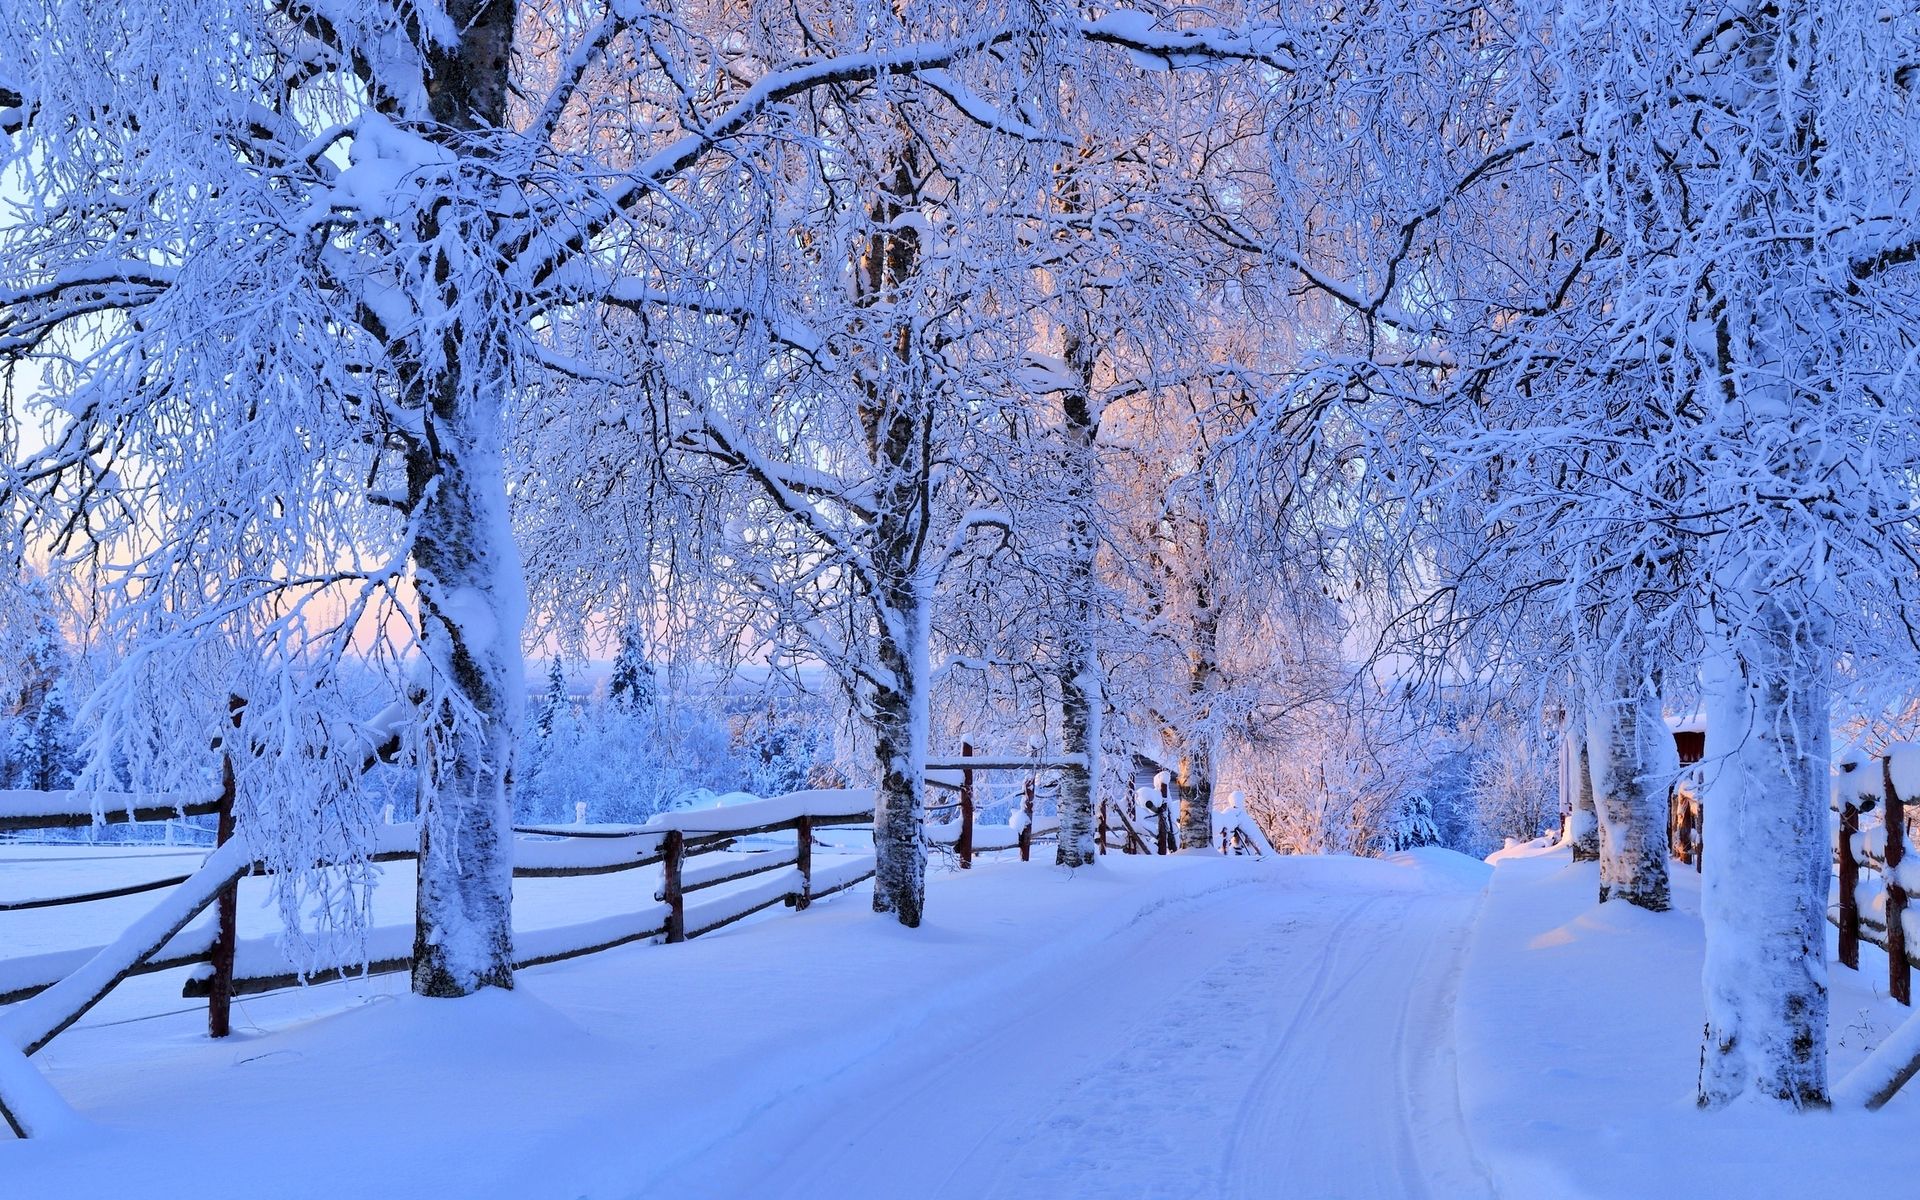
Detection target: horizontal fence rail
<box><xmin>0</xmin><ymin>789</ymin><xmax>224</xmax><ymax>833</ymax></box>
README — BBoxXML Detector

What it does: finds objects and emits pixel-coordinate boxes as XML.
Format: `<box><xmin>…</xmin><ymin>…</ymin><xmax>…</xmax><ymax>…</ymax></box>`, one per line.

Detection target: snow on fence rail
<box><xmin>1832</xmin><ymin>750</ymin><xmax>1920</xmax><ymax>1006</ymax></box>
<box><xmin>0</xmin><ymin>788</ymin><xmax>224</xmax><ymax>831</ymax></box>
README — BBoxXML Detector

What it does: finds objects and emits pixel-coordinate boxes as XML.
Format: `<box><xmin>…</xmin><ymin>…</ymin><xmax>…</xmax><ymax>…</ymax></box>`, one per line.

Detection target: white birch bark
<box><xmin>870</xmin><ymin>585</ymin><xmax>930</xmax><ymax>926</ymax></box>
<box><xmin>1697</xmin><ymin>590</ymin><xmax>1831</xmax><ymax>1107</ymax></box>
<box><xmin>406</xmin><ymin>0</ymin><xmax>524</xmax><ymax>996</ymax></box>
<box><xmin>409</xmin><ymin>391</ymin><xmax>525</xmax><ymax>995</ymax></box>
<box><xmin>1055</xmin><ymin>328</ymin><xmax>1102</xmax><ymax>867</ymax></box>
<box><xmin>1584</xmin><ymin>645</ymin><xmax>1672</xmax><ymax>911</ymax></box>
<box><xmin>1570</xmin><ymin>733</ymin><xmax>1600</xmax><ymax>863</ymax></box>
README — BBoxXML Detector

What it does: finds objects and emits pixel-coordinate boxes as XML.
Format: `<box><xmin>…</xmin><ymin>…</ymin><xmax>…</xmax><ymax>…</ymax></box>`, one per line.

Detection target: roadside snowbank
<box><xmin>1456</xmin><ymin>845</ymin><xmax>1914</xmax><ymax>1198</ymax></box>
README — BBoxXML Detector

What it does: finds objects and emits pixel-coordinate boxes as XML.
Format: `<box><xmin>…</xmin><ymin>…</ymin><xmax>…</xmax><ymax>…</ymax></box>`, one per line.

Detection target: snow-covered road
<box><xmin>654</xmin><ymin>856</ymin><xmax>1494</xmax><ymax>1200</ymax></box>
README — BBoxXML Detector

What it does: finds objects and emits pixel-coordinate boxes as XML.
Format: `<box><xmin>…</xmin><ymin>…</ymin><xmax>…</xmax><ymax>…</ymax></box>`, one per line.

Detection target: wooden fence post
<box><xmin>207</xmin><ymin>696</ymin><xmax>245</xmax><ymax>1039</ymax></box>
<box><xmin>958</xmin><ymin>742</ymin><xmax>974</xmax><ymax>870</ymax></box>
<box><xmin>1886</xmin><ymin>756</ymin><xmax>1909</xmax><ymax>1005</ymax></box>
<box><xmin>794</xmin><ymin>815</ymin><xmax>814</xmax><ymax>911</ymax></box>
<box><xmin>663</xmin><ymin>829</ymin><xmax>687</xmax><ymax>944</ymax></box>
<box><xmin>1098</xmin><ymin>799</ymin><xmax>1108</xmax><ymax>856</ymax></box>
<box><xmin>1019</xmin><ymin>777</ymin><xmax>1034</xmax><ymax>862</ymax></box>
<box><xmin>1839</xmin><ymin>799</ymin><xmax>1861</xmax><ymax>971</ymax></box>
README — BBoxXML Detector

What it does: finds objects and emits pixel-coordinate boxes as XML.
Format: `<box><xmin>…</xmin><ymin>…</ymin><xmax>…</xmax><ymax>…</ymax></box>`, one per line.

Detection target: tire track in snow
<box><xmin>1217</xmin><ymin>891</ymin><xmax>1493</xmax><ymax>1200</ymax></box>
<box><xmin>670</xmin><ymin>873</ymin><xmax>1490</xmax><ymax>1200</ymax></box>
<box><xmin>1215</xmin><ymin>893</ymin><xmax>1388</xmax><ymax>1200</ymax></box>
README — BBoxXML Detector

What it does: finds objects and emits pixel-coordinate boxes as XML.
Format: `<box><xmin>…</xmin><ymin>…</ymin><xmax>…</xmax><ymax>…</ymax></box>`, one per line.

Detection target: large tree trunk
<box><xmin>408</xmin><ymin>0</ymin><xmax>524</xmax><ymax>998</ymax></box>
<box><xmin>1176</xmin><ymin>511</ymin><xmax>1218</xmax><ymax>851</ymax></box>
<box><xmin>1058</xmin><ymin>644</ymin><xmax>1100</xmax><ymax>867</ymax></box>
<box><xmin>1570</xmin><ymin>732</ymin><xmax>1600</xmax><ymax>863</ymax></box>
<box><xmin>1584</xmin><ymin>645</ymin><xmax>1672</xmax><ymax>911</ymax></box>
<box><xmin>1690</xmin><ymin>0</ymin><xmax>1832</xmax><ymax>1110</ymax></box>
<box><xmin>869</xmin><ymin>582</ymin><xmax>929</xmax><ymax>925</ymax></box>
<box><xmin>1695</xmin><ymin>581</ymin><xmax>1832</xmax><ymax>1107</ymax></box>
<box><xmin>1177</xmin><ymin>744</ymin><xmax>1213</xmax><ymax>851</ymax></box>
<box><xmin>855</xmin><ymin>148</ymin><xmax>934</xmax><ymax>926</ymax></box>
<box><xmin>410</xmin><ymin>385</ymin><xmax>525</xmax><ymax>996</ymax></box>
<box><xmin>1055</xmin><ymin>330</ymin><xmax>1101</xmax><ymax>867</ymax></box>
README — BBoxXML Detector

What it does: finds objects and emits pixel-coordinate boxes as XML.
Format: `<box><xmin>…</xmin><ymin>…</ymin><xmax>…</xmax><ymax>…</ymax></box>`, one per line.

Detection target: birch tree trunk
<box><xmin>1570</xmin><ymin>734</ymin><xmax>1600</xmax><ymax>863</ymax></box>
<box><xmin>409</xmin><ymin>390</ymin><xmax>525</xmax><ymax>995</ymax></box>
<box><xmin>860</xmin><ymin>150</ymin><xmax>931</xmax><ymax>926</ymax></box>
<box><xmin>1584</xmin><ymin>645</ymin><xmax>1672</xmax><ymax>911</ymax></box>
<box><xmin>869</xmin><ymin>584</ymin><xmax>929</xmax><ymax>926</ymax></box>
<box><xmin>1697</xmin><ymin>587</ymin><xmax>1831</xmax><ymax>1107</ymax></box>
<box><xmin>1178</xmin><ymin>744</ymin><xmax>1214</xmax><ymax>851</ymax></box>
<box><xmin>1692</xmin><ymin>0</ymin><xmax>1835</xmax><ymax>1112</ymax></box>
<box><xmin>1056</xmin><ymin>330</ymin><xmax>1101</xmax><ymax>867</ymax></box>
<box><xmin>1177</xmin><ymin>515</ymin><xmax>1218</xmax><ymax>851</ymax></box>
<box><xmin>407</xmin><ymin>0</ymin><xmax>524</xmax><ymax>997</ymax></box>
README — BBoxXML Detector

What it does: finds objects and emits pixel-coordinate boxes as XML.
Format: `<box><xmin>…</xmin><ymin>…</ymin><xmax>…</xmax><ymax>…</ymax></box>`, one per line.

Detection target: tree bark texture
<box><xmin>1584</xmin><ymin>645</ymin><xmax>1672</xmax><ymax>911</ymax></box>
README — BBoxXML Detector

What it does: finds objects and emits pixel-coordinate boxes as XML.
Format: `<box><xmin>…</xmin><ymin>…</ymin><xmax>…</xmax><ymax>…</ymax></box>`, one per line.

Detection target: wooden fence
<box><xmin>1833</xmin><ymin>754</ymin><xmax>1918</xmax><ymax>1006</ymax></box>
<box><xmin>0</xmin><ymin>761</ymin><xmax>1080</xmax><ymax>1138</ymax></box>
<box><xmin>1097</xmin><ymin>772</ymin><xmax>1176</xmax><ymax>856</ymax></box>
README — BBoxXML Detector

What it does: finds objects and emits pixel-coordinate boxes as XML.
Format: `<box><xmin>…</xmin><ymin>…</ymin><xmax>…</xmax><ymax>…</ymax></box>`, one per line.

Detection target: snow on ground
<box><xmin>3</xmin><ymin>851</ymin><xmax>1493</xmax><ymax>1199</ymax></box>
<box><xmin>1457</xmin><ymin>843</ymin><xmax>1916</xmax><ymax>1199</ymax></box>
<box><xmin>9</xmin><ymin>838</ymin><xmax>1909</xmax><ymax>1199</ymax></box>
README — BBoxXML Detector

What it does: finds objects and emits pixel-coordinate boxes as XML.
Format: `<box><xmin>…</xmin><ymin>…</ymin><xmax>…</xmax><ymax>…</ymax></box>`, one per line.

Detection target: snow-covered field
<box><xmin>2</xmin><ymin>843</ymin><xmax>1911</xmax><ymax>1198</ymax></box>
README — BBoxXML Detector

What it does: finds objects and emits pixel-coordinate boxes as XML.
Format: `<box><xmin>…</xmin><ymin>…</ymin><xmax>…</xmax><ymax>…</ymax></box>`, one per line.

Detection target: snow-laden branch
<box><xmin>602</xmin><ymin>279</ymin><xmax>829</xmax><ymax>361</ymax></box>
<box><xmin>915</xmin><ymin>69</ymin><xmax>1070</xmax><ymax>145</ymax></box>
<box><xmin>928</xmin><ymin>508</ymin><xmax>1013</xmax><ymax>586</ymax></box>
<box><xmin>529</xmin><ymin>7</ymin><xmax>632</xmax><ymax>144</ymax></box>
<box><xmin>678</xmin><ymin>408</ymin><xmax>881</xmax><ymax>569</ymax></box>
<box><xmin>1083</xmin><ymin>11</ymin><xmax>1300</xmax><ymax>72</ymax></box>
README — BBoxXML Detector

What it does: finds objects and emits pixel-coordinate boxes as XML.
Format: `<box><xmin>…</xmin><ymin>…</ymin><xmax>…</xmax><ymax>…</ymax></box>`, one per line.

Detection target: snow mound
<box><xmin>276</xmin><ymin>988</ymin><xmax>597</xmax><ymax>1066</ymax></box>
<box><xmin>1384</xmin><ymin>845</ymin><xmax>1494</xmax><ymax>890</ymax></box>
<box><xmin>1484</xmin><ymin>833</ymin><xmax>1560</xmax><ymax>864</ymax></box>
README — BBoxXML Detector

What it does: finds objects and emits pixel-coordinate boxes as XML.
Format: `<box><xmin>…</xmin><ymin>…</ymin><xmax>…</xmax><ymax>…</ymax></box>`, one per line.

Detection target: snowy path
<box><xmin>653</xmin><ymin>861</ymin><xmax>1493</xmax><ymax>1200</ymax></box>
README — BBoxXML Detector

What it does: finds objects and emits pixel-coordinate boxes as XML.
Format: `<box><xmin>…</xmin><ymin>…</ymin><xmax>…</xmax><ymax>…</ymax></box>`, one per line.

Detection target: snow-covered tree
<box><xmin>607</xmin><ymin>627</ymin><xmax>657</xmax><ymax>716</ymax></box>
<box><xmin>0</xmin><ymin>570</ymin><xmax>80</xmax><ymax>791</ymax></box>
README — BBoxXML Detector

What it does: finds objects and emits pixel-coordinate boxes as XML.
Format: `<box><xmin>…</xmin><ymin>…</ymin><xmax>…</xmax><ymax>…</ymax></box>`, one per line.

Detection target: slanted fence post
<box><xmin>794</xmin><ymin>815</ymin><xmax>814</xmax><ymax>911</ymax></box>
<box><xmin>1098</xmin><ymin>798</ymin><xmax>1109</xmax><ymax>856</ymax></box>
<box><xmin>1019</xmin><ymin>777</ymin><xmax>1035</xmax><ymax>862</ymax></box>
<box><xmin>1886</xmin><ymin>756</ymin><xmax>1910</xmax><ymax>1005</ymax></box>
<box><xmin>663</xmin><ymin>829</ymin><xmax>687</xmax><ymax>944</ymax></box>
<box><xmin>1839</xmin><ymin>799</ymin><xmax>1862</xmax><ymax>971</ymax></box>
<box><xmin>207</xmin><ymin>695</ymin><xmax>245</xmax><ymax>1039</ymax></box>
<box><xmin>958</xmin><ymin>742</ymin><xmax>975</xmax><ymax>870</ymax></box>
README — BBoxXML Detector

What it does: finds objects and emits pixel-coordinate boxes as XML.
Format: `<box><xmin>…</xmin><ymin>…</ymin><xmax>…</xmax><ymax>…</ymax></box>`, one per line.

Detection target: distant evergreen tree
<box><xmin>1392</xmin><ymin>792</ymin><xmax>1440</xmax><ymax>851</ymax></box>
<box><xmin>735</xmin><ymin>702</ymin><xmax>823</xmax><ymax>798</ymax></box>
<box><xmin>607</xmin><ymin>625</ymin><xmax>656</xmax><ymax>715</ymax></box>
<box><xmin>536</xmin><ymin>659</ymin><xmax>568</xmax><ymax>738</ymax></box>
<box><xmin>2</xmin><ymin>574</ymin><xmax>79</xmax><ymax>791</ymax></box>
